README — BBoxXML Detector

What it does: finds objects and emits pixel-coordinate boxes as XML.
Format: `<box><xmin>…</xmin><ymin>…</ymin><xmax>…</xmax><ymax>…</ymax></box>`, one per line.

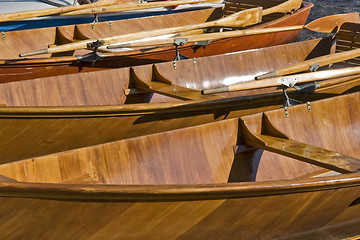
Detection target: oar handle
<box><xmin>20</xmin><ymin>7</ymin><xmax>263</xmax><ymax>57</ymax></box>
<box><xmin>201</xmin><ymin>86</ymin><xmax>229</xmax><ymax>95</ymax></box>
<box><xmin>0</xmin><ymin>0</ymin><xmax>117</xmax><ymax>22</ymax></box>
<box><xmin>256</xmin><ymin>48</ymin><xmax>360</xmax><ymax>80</ymax></box>
<box><xmin>108</xmin><ymin>25</ymin><xmax>304</xmax><ymax>49</ymax></box>
<box><xmin>202</xmin><ymin>66</ymin><xmax>360</xmax><ymax>94</ymax></box>
<box><xmin>62</xmin><ymin>0</ymin><xmax>221</xmax><ymax>16</ymax></box>
<box><xmin>20</xmin><ymin>49</ymin><xmax>49</xmax><ymax>57</ymax></box>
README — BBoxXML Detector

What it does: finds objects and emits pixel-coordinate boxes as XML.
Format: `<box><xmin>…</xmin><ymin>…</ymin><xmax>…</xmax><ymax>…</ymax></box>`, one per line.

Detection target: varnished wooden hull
<box><xmin>0</xmin><ymin>0</ymin><xmax>313</xmax><ymax>82</ymax></box>
<box><xmin>0</xmin><ymin>92</ymin><xmax>358</xmax><ymax>239</ymax></box>
<box><xmin>0</xmin><ymin>32</ymin><xmax>359</xmax><ymax>162</ymax></box>
<box><xmin>0</xmin><ymin>1</ymin><xmax>217</xmax><ymax>31</ymax></box>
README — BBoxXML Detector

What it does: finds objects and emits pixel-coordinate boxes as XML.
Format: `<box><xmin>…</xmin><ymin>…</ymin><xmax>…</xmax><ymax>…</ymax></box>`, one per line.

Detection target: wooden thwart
<box><xmin>239</xmin><ymin>114</ymin><xmax>360</xmax><ymax>174</ymax></box>
<box><xmin>253</xmin><ymin>135</ymin><xmax>360</xmax><ymax>174</ymax></box>
<box><xmin>20</xmin><ymin>7</ymin><xmax>263</xmax><ymax>57</ymax></box>
<box><xmin>139</xmin><ymin>81</ymin><xmax>221</xmax><ymax>100</ymax></box>
<box><xmin>20</xmin><ymin>0</ymin><xmax>305</xmax><ymax>57</ymax></box>
<box><xmin>127</xmin><ymin>67</ymin><xmax>221</xmax><ymax>100</ymax></box>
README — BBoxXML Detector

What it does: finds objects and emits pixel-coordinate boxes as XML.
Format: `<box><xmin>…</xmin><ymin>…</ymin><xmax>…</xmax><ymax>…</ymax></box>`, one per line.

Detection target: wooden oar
<box><xmin>20</xmin><ymin>7</ymin><xmax>263</xmax><ymax>57</ymax></box>
<box><xmin>261</xmin><ymin>0</ymin><xmax>301</xmax><ymax>15</ymax></box>
<box><xmin>20</xmin><ymin>0</ymin><xmax>303</xmax><ymax>57</ymax></box>
<box><xmin>255</xmin><ymin>48</ymin><xmax>360</xmax><ymax>80</ymax></box>
<box><xmin>202</xmin><ymin>66</ymin><xmax>360</xmax><ymax>94</ymax></box>
<box><xmin>108</xmin><ymin>13</ymin><xmax>358</xmax><ymax>49</ymax></box>
<box><xmin>0</xmin><ymin>0</ymin><xmax>120</xmax><ymax>23</ymax></box>
<box><xmin>61</xmin><ymin>0</ymin><xmax>220</xmax><ymax>15</ymax></box>
<box><xmin>62</xmin><ymin>0</ymin><xmax>301</xmax><ymax>16</ymax></box>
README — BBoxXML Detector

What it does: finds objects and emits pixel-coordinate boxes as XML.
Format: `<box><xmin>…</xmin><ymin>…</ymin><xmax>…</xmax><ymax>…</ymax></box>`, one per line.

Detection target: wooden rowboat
<box><xmin>0</xmin><ymin>0</ymin><xmax>312</xmax><ymax>81</ymax></box>
<box><xmin>0</xmin><ymin>0</ymin><xmax>220</xmax><ymax>31</ymax></box>
<box><xmin>0</xmin><ymin>90</ymin><xmax>358</xmax><ymax>239</ymax></box>
<box><xmin>0</xmin><ymin>22</ymin><xmax>359</xmax><ymax>163</ymax></box>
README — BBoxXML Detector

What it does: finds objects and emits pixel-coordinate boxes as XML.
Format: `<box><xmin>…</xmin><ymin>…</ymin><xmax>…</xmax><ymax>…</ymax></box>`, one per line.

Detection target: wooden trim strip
<box><xmin>0</xmin><ymin>173</ymin><xmax>359</xmax><ymax>201</ymax></box>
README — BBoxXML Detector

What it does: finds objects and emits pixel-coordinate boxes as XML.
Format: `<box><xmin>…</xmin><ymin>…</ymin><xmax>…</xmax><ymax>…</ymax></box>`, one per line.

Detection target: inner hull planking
<box><xmin>0</xmin><ymin>91</ymin><xmax>358</xmax><ymax>239</ymax></box>
<box><xmin>0</xmin><ymin>0</ymin><xmax>313</xmax><ymax>82</ymax></box>
<box><xmin>0</xmin><ymin>26</ymin><xmax>359</xmax><ymax>163</ymax></box>
<box><xmin>0</xmin><ymin>1</ymin><xmax>220</xmax><ymax>32</ymax></box>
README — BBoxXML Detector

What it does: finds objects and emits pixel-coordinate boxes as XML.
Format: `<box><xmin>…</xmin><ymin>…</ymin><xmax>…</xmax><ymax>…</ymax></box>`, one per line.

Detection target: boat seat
<box><xmin>336</xmin><ymin>22</ymin><xmax>360</xmax><ymax>65</ymax></box>
<box><xmin>127</xmin><ymin>66</ymin><xmax>222</xmax><ymax>101</ymax></box>
<box><xmin>239</xmin><ymin>113</ymin><xmax>360</xmax><ymax>174</ymax></box>
<box><xmin>138</xmin><ymin>81</ymin><xmax>222</xmax><ymax>101</ymax></box>
<box><xmin>253</xmin><ymin>134</ymin><xmax>360</xmax><ymax>173</ymax></box>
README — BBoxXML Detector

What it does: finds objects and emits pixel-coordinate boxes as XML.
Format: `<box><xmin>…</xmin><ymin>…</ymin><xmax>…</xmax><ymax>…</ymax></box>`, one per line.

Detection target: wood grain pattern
<box><xmin>0</xmin><ymin>37</ymin><xmax>358</xmax><ymax>163</ymax></box>
<box><xmin>0</xmin><ymin>92</ymin><xmax>358</xmax><ymax>239</ymax></box>
<box><xmin>0</xmin><ymin>0</ymin><xmax>129</xmax><ymax>22</ymax></box>
<box><xmin>0</xmin><ymin>1</ymin><xmax>313</xmax><ymax>82</ymax></box>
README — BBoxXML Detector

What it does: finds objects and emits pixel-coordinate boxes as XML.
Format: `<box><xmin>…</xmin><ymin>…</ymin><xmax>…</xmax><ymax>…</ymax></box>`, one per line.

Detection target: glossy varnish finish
<box><xmin>0</xmin><ymin>92</ymin><xmax>358</xmax><ymax>239</ymax></box>
<box><xmin>0</xmin><ymin>33</ymin><xmax>359</xmax><ymax>163</ymax></box>
<box><xmin>0</xmin><ymin>0</ymin><xmax>313</xmax><ymax>82</ymax></box>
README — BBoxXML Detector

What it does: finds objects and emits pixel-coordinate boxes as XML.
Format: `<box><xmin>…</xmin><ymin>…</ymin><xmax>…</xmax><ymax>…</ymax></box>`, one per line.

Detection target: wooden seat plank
<box><xmin>147</xmin><ymin>81</ymin><xmax>222</xmax><ymax>100</ymax></box>
<box><xmin>250</xmin><ymin>134</ymin><xmax>360</xmax><ymax>174</ymax></box>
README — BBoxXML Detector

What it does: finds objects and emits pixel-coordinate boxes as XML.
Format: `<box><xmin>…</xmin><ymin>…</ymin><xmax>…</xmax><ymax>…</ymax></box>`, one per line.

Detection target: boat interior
<box><xmin>0</xmin><ymin>22</ymin><xmax>359</xmax><ymax>107</ymax></box>
<box><xmin>0</xmin><ymin>90</ymin><xmax>358</xmax><ymax>185</ymax></box>
<box><xmin>0</xmin><ymin>0</ymin><xmax>311</xmax><ymax>59</ymax></box>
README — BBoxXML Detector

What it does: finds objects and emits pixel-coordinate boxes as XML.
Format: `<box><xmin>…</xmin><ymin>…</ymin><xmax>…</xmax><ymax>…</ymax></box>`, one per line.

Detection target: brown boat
<box><xmin>0</xmin><ymin>90</ymin><xmax>358</xmax><ymax>239</ymax></box>
<box><xmin>0</xmin><ymin>0</ymin><xmax>313</xmax><ymax>82</ymax></box>
<box><xmin>0</xmin><ymin>21</ymin><xmax>359</xmax><ymax>163</ymax></box>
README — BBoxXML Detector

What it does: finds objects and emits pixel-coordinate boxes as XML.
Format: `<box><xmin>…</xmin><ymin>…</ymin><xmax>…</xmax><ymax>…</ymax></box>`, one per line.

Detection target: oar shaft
<box><xmin>20</xmin><ymin>7</ymin><xmax>262</xmax><ymax>57</ymax></box>
<box><xmin>256</xmin><ymin>48</ymin><xmax>360</xmax><ymax>80</ymax></box>
<box><xmin>108</xmin><ymin>25</ymin><xmax>304</xmax><ymax>49</ymax></box>
<box><xmin>109</xmin><ymin>12</ymin><xmax>360</xmax><ymax>50</ymax></box>
<box><xmin>202</xmin><ymin>66</ymin><xmax>360</xmax><ymax>94</ymax></box>
<box><xmin>19</xmin><ymin>0</ymin><xmax>304</xmax><ymax>56</ymax></box>
<box><xmin>0</xmin><ymin>0</ymin><xmax>118</xmax><ymax>22</ymax></box>
<box><xmin>62</xmin><ymin>0</ymin><xmax>220</xmax><ymax>16</ymax></box>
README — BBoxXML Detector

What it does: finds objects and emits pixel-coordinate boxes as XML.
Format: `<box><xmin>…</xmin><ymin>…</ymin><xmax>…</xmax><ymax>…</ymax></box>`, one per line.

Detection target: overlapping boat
<box><xmin>0</xmin><ymin>0</ymin><xmax>220</xmax><ymax>31</ymax></box>
<box><xmin>0</xmin><ymin>21</ymin><xmax>358</xmax><ymax>163</ymax></box>
<box><xmin>0</xmin><ymin>88</ymin><xmax>358</xmax><ymax>239</ymax></box>
<box><xmin>0</xmin><ymin>0</ymin><xmax>314</xmax><ymax>81</ymax></box>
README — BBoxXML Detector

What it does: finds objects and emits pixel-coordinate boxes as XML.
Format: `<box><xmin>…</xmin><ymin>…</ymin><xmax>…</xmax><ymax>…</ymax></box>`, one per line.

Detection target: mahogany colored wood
<box><xmin>240</xmin><ymin>114</ymin><xmax>360</xmax><ymax>173</ymax></box>
<box><xmin>60</xmin><ymin>0</ymin><xmax>221</xmax><ymax>16</ymax></box>
<box><xmin>0</xmin><ymin>92</ymin><xmax>358</xmax><ymax>239</ymax></box>
<box><xmin>0</xmin><ymin>0</ymin><xmax>314</xmax><ymax>81</ymax></box>
<box><xmin>0</xmin><ymin>35</ymin><xmax>358</xmax><ymax>163</ymax></box>
<box><xmin>0</xmin><ymin>0</ymin><xmax>132</xmax><ymax>23</ymax></box>
<box><xmin>108</xmin><ymin>12</ymin><xmax>360</xmax><ymax>49</ymax></box>
<box><xmin>256</xmin><ymin>22</ymin><xmax>360</xmax><ymax>79</ymax></box>
<box><xmin>20</xmin><ymin>7</ymin><xmax>264</xmax><ymax>57</ymax></box>
<box><xmin>203</xmin><ymin>65</ymin><xmax>360</xmax><ymax>94</ymax></box>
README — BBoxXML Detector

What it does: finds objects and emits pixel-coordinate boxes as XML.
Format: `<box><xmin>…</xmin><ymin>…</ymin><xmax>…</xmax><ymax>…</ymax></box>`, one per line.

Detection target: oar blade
<box><xmin>305</xmin><ymin>12</ymin><xmax>360</xmax><ymax>33</ymax></box>
<box><xmin>262</xmin><ymin>0</ymin><xmax>302</xmax><ymax>15</ymax></box>
<box><xmin>215</xmin><ymin>7</ymin><xmax>263</xmax><ymax>28</ymax></box>
<box><xmin>62</xmin><ymin>0</ymin><xmax>221</xmax><ymax>16</ymax></box>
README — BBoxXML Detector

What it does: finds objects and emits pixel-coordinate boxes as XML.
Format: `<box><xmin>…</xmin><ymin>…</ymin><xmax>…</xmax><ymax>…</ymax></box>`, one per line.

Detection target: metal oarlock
<box><xmin>282</xmin><ymin>88</ymin><xmax>303</xmax><ymax>117</ymax></box>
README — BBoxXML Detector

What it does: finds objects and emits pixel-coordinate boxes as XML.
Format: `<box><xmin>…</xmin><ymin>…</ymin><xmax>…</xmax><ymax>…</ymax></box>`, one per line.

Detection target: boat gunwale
<box><xmin>0</xmin><ymin>1</ymin><xmax>314</xmax><ymax>66</ymax></box>
<box><xmin>0</xmin><ymin>73</ymin><xmax>358</xmax><ymax>118</ymax></box>
<box><xmin>0</xmin><ymin>171</ymin><xmax>359</xmax><ymax>201</ymax></box>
